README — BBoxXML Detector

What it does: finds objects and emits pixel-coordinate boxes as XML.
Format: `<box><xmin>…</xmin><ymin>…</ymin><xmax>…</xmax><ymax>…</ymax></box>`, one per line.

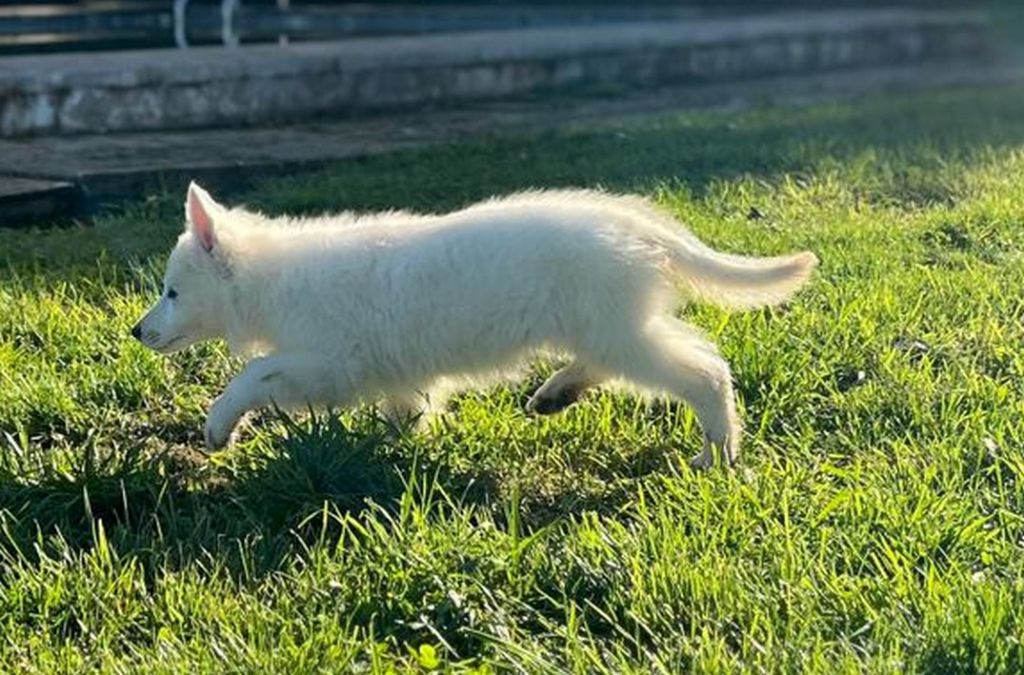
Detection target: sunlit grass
<box><xmin>2</xmin><ymin>85</ymin><xmax>1024</xmax><ymax>672</ymax></box>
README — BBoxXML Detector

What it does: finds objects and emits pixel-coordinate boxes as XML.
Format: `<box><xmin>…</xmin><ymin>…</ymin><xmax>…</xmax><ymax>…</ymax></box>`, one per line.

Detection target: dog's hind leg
<box><xmin>590</xmin><ymin>318</ymin><xmax>740</xmax><ymax>470</ymax></box>
<box><xmin>526</xmin><ymin>361</ymin><xmax>599</xmax><ymax>415</ymax></box>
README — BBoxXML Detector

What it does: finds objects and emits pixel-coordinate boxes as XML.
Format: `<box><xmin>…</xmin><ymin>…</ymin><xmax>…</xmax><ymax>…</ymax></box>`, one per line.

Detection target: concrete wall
<box><xmin>0</xmin><ymin>10</ymin><xmax>991</xmax><ymax>136</ymax></box>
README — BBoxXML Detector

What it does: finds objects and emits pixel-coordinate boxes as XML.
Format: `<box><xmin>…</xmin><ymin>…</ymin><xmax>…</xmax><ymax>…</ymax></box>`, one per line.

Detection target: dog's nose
<box><xmin>131</xmin><ymin>323</ymin><xmax>142</xmax><ymax>340</ymax></box>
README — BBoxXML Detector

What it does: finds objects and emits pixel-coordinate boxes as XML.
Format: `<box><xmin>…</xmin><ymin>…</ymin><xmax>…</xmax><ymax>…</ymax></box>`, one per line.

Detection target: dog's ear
<box><xmin>185</xmin><ymin>181</ymin><xmax>221</xmax><ymax>253</ymax></box>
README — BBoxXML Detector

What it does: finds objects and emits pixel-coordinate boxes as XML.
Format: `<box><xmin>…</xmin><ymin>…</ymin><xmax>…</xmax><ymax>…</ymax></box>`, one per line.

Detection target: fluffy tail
<box><xmin>662</xmin><ymin>234</ymin><xmax>818</xmax><ymax>309</ymax></box>
<box><xmin>526</xmin><ymin>189</ymin><xmax>818</xmax><ymax>310</ymax></box>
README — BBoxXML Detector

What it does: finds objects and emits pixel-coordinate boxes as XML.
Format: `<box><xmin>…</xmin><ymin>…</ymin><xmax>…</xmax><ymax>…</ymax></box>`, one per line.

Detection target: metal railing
<box><xmin>0</xmin><ymin>2</ymin><xmax>706</xmax><ymax>55</ymax></box>
<box><xmin>174</xmin><ymin>0</ymin><xmax>256</xmax><ymax>48</ymax></box>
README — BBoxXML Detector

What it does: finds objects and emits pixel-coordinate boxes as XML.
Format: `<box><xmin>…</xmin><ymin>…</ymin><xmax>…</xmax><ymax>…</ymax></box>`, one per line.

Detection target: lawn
<box><xmin>2</xmin><ymin>85</ymin><xmax>1024</xmax><ymax>673</ymax></box>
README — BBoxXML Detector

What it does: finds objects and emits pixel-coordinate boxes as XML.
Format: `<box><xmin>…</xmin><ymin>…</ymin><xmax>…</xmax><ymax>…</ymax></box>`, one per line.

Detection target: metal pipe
<box><xmin>278</xmin><ymin>0</ymin><xmax>289</xmax><ymax>46</ymax></box>
<box><xmin>173</xmin><ymin>0</ymin><xmax>189</xmax><ymax>48</ymax></box>
<box><xmin>221</xmin><ymin>0</ymin><xmax>240</xmax><ymax>47</ymax></box>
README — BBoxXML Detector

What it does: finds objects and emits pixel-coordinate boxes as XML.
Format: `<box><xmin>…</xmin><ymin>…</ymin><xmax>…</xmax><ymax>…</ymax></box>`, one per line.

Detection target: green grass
<box><xmin>3</xmin><ymin>84</ymin><xmax>1024</xmax><ymax>673</ymax></box>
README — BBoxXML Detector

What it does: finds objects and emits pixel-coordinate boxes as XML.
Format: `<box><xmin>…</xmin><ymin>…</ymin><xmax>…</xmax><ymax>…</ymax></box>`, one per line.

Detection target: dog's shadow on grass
<box><xmin>0</xmin><ymin>414</ymin><xmax>428</xmax><ymax>576</ymax></box>
<box><xmin>0</xmin><ymin>408</ymin><xmax>660</xmax><ymax>580</ymax></box>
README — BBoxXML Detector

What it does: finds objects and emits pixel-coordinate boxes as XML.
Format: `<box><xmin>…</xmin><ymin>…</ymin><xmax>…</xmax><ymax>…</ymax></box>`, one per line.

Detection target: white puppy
<box><xmin>133</xmin><ymin>182</ymin><xmax>817</xmax><ymax>468</ymax></box>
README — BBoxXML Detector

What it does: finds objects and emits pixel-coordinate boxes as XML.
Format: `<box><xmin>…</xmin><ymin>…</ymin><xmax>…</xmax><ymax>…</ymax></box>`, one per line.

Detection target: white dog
<box><xmin>133</xmin><ymin>182</ymin><xmax>817</xmax><ymax>468</ymax></box>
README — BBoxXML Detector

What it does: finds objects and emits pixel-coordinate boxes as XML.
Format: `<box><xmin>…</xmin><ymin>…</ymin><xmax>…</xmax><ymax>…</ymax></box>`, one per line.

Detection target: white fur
<box><xmin>134</xmin><ymin>182</ymin><xmax>817</xmax><ymax>469</ymax></box>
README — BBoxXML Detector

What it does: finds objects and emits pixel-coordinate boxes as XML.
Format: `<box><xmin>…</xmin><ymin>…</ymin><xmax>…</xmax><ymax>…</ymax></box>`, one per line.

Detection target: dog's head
<box><xmin>132</xmin><ymin>182</ymin><xmax>233</xmax><ymax>353</ymax></box>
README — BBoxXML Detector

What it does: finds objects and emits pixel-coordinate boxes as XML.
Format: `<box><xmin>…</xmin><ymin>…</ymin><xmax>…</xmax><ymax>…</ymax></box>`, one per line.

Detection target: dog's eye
<box><xmin>167</xmin><ymin>288</ymin><xmax>178</xmax><ymax>299</ymax></box>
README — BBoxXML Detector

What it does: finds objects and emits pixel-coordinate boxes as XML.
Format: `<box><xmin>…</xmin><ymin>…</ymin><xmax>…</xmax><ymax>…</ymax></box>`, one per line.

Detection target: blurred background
<box><xmin>0</xmin><ymin>0</ymin><xmax>1021</xmax><ymax>226</ymax></box>
<box><xmin>0</xmin><ymin>0</ymin><xmax>1010</xmax><ymax>54</ymax></box>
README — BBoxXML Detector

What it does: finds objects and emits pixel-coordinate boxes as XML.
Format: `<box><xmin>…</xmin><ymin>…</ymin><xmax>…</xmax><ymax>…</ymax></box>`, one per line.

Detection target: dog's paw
<box><xmin>689</xmin><ymin>439</ymin><xmax>738</xmax><ymax>471</ymax></box>
<box><xmin>688</xmin><ymin>450</ymin><xmax>715</xmax><ymax>471</ymax></box>
<box><xmin>525</xmin><ymin>385</ymin><xmax>585</xmax><ymax>416</ymax></box>
<box><xmin>203</xmin><ymin>401</ymin><xmax>239</xmax><ymax>452</ymax></box>
<box><xmin>203</xmin><ymin>419</ymin><xmax>234</xmax><ymax>452</ymax></box>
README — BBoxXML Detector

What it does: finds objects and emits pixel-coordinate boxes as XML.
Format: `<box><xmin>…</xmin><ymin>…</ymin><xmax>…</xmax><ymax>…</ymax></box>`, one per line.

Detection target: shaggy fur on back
<box><xmin>134</xmin><ymin>183</ymin><xmax>818</xmax><ymax>469</ymax></box>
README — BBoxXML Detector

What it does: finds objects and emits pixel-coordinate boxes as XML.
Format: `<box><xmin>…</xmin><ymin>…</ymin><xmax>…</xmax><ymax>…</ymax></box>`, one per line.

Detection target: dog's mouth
<box><xmin>151</xmin><ymin>333</ymin><xmax>189</xmax><ymax>353</ymax></box>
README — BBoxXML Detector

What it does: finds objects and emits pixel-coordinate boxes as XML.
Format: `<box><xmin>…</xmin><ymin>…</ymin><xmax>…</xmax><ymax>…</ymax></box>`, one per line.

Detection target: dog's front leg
<box><xmin>204</xmin><ymin>353</ymin><xmax>343</xmax><ymax>451</ymax></box>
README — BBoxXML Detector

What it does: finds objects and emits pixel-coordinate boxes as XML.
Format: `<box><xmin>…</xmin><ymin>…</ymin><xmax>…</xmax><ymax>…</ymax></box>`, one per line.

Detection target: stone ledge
<box><xmin>3</xmin><ymin>59</ymin><xmax>1021</xmax><ymax>228</ymax></box>
<box><xmin>0</xmin><ymin>9</ymin><xmax>992</xmax><ymax>136</ymax></box>
<box><xmin>0</xmin><ymin>176</ymin><xmax>82</xmax><ymax>227</ymax></box>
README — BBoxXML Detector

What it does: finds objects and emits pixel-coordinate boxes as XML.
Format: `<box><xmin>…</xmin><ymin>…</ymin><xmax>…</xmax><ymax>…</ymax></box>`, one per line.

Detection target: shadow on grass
<box><xmin>0</xmin><ymin>405</ymin><xmax>668</xmax><ymax>582</ymax></box>
<box><xmin>247</xmin><ymin>87</ymin><xmax>1024</xmax><ymax>218</ymax></box>
<box><xmin>4</xmin><ymin>88</ymin><xmax>1021</xmax><ymax>561</ymax></box>
<box><xmin>0</xmin><ymin>413</ymin><xmax>406</xmax><ymax>576</ymax></box>
<box><xmin>2</xmin><ymin>84</ymin><xmax>1024</xmax><ymax>586</ymax></box>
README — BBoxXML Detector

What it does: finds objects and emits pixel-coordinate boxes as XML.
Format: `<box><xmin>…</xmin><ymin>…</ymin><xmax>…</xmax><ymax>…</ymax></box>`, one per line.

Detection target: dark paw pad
<box><xmin>527</xmin><ymin>385</ymin><xmax>584</xmax><ymax>415</ymax></box>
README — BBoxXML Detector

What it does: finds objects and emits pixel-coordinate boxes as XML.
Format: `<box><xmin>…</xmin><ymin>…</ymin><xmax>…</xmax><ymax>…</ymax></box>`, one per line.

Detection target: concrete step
<box><xmin>2</xmin><ymin>59</ymin><xmax>1021</xmax><ymax>227</ymax></box>
<box><xmin>0</xmin><ymin>175</ymin><xmax>81</xmax><ymax>227</ymax></box>
<box><xmin>0</xmin><ymin>9</ymin><xmax>993</xmax><ymax>137</ymax></box>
